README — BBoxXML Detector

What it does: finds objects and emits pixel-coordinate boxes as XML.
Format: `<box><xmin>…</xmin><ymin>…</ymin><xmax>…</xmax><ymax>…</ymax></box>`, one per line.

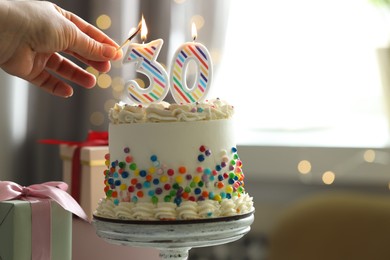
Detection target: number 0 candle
<box><xmin>169</xmin><ymin>23</ymin><xmax>213</xmax><ymax>104</ymax></box>
<box><xmin>123</xmin><ymin>16</ymin><xmax>169</xmax><ymax>105</ymax></box>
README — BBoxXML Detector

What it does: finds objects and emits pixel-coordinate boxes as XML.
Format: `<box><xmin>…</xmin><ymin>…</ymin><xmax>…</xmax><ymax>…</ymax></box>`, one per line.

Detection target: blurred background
<box><xmin>2</xmin><ymin>0</ymin><xmax>390</xmax><ymax>259</ymax></box>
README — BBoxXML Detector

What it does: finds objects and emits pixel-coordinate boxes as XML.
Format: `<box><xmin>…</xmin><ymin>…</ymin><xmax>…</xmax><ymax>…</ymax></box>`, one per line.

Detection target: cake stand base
<box><xmin>93</xmin><ymin>211</ymin><xmax>254</xmax><ymax>260</ymax></box>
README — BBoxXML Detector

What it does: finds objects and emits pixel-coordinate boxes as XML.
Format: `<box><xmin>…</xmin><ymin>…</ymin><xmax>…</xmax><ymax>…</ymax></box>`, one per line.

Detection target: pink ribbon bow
<box><xmin>0</xmin><ymin>181</ymin><xmax>88</xmax><ymax>260</ymax></box>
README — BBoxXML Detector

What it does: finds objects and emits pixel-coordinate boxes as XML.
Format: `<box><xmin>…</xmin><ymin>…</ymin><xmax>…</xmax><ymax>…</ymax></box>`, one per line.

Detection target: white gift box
<box><xmin>60</xmin><ymin>145</ymin><xmax>108</xmax><ymax>220</ymax></box>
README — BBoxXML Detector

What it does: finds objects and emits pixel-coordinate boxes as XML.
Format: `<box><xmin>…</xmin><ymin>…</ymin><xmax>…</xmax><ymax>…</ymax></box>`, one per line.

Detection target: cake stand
<box><xmin>92</xmin><ymin>211</ymin><xmax>254</xmax><ymax>260</ymax></box>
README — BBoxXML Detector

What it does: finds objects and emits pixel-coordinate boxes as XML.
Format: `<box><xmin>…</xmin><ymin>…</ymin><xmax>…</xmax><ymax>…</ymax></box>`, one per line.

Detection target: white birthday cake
<box><xmin>95</xmin><ymin>99</ymin><xmax>254</xmax><ymax>220</ymax></box>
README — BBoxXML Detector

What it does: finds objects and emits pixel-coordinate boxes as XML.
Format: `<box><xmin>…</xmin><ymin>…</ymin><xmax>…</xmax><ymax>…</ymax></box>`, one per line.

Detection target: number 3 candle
<box><xmin>123</xmin><ymin>16</ymin><xmax>169</xmax><ymax>105</ymax></box>
<box><xmin>169</xmin><ymin>23</ymin><xmax>213</xmax><ymax>104</ymax></box>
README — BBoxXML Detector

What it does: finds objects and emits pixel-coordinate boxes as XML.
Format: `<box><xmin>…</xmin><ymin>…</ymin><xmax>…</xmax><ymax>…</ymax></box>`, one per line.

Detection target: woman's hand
<box><xmin>0</xmin><ymin>1</ymin><xmax>122</xmax><ymax>97</ymax></box>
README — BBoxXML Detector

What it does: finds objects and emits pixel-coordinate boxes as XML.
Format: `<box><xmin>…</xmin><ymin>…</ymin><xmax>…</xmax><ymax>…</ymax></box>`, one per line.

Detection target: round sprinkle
<box><xmin>148</xmin><ymin>190</ymin><xmax>155</xmax><ymax>197</ymax></box>
<box><xmin>131</xmin><ymin>178</ymin><xmax>138</xmax><ymax>185</ymax></box>
<box><xmin>218</xmin><ymin>175</ymin><xmax>224</xmax><ymax>181</ymax></box>
<box><xmin>104</xmin><ymin>153</ymin><xmax>110</xmax><ymax>160</ymax></box>
<box><xmin>112</xmin><ymin>191</ymin><xmax>118</xmax><ymax>198</ymax></box>
<box><xmin>113</xmin><ymin>172</ymin><xmax>119</xmax><ymax>178</ymax></box>
<box><xmin>182</xmin><ymin>192</ymin><xmax>189</xmax><ymax>199</ymax></box>
<box><xmin>143</xmin><ymin>181</ymin><xmax>151</xmax><ymax>188</ymax></box>
<box><xmin>175</xmin><ymin>175</ymin><xmax>183</xmax><ymax>183</ymax></box>
<box><xmin>194</xmin><ymin>188</ymin><xmax>202</xmax><ymax>195</ymax></box>
<box><xmin>118</xmin><ymin>162</ymin><xmax>126</xmax><ymax>169</ymax></box>
<box><xmin>146</xmin><ymin>175</ymin><xmax>153</xmax><ymax>182</ymax></box>
<box><xmin>167</xmin><ymin>169</ymin><xmax>175</xmax><ymax>176</ymax></box>
<box><xmin>114</xmin><ymin>199</ymin><xmax>119</xmax><ymax>205</ymax></box>
<box><xmin>201</xmin><ymin>191</ymin><xmax>209</xmax><ymax>198</ymax></box>
<box><xmin>190</xmin><ymin>181</ymin><xmax>196</xmax><ymax>188</ymax></box>
<box><xmin>136</xmin><ymin>183</ymin><xmax>143</xmax><ymax>189</ymax></box>
<box><xmin>129</xmin><ymin>163</ymin><xmax>137</xmax><ymax>170</ymax></box>
<box><xmin>164</xmin><ymin>195</ymin><xmax>171</xmax><ymax>202</ymax></box>
<box><xmin>153</xmin><ymin>178</ymin><xmax>160</xmax><ymax>185</ymax></box>
<box><xmin>157</xmin><ymin>168</ymin><xmax>164</xmax><ymax>175</ymax></box>
<box><xmin>152</xmin><ymin>196</ymin><xmax>158</xmax><ymax>204</ymax></box>
<box><xmin>178</xmin><ymin>166</ymin><xmax>186</xmax><ymax>174</ymax></box>
<box><xmin>132</xmin><ymin>196</ymin><xmax>138</xmax><ymax>203</ymax></box>
<box><xmin>106</xmin><ymin>190</ymin><xmax>113</xmax><ymax>197</ymax></box>
<box><xmin>186</xmin><ymin>174</ymin><xmax>192</xmax><ymax>181</ymax></box>
<box><xmin>231</xmin><ymin>147</ymin><xmax>237</xmax><ymax>153</ymax></box>
<box><xmin>221</xmin><ymin>161</ymin><xmax>227</xmax><ymax>168</ymax></box>
<box><xmin>164</xmin><ymin>184</ymin><xmax>171</xmax><ymax>190</ymax></box>
<box><xmin>193</xmin><ymin>176</ymin><xmax>201</xmax><ymax>183</ymax></box>
<box><xmin>217</xmin><ymin>182</ymin><xmax>224</xmax><ymax>189</ymax></box>
<box><xmin>172</xmin><ymin>183</ymin><xmax>180</xmax><ymax>190</ymax></box>
<box><xmin>198</xmin><ymin>181</ymin><xmax>204</xmax><ymax>187</ymax></box>
<box><xmin>204</xmin><ymin>168</ymin><xmax>212</xmax><ymax>175</ymax></box>
<box><xmin>198</xmin><ymin>154</ymin><xmax>205</xmax><ymax>162</ymax></box>
<box><xmin>107</xmin><ymin>178</ymin><xmax>114</xmax><ymax>185</ymax></box>
<box><xmin>137</xmin><ymin>191</ymin><xmax>144</xmax><ymax>198</ymax></box>
<box><xmin>199</xmin><ymin>145</ymin><xmax>206</xmax><ymax>152</ymax></box>
<box><xmin>196</xmin><ymin>167</ymin><xmax>203</xmax><ymax>173</ymax></box>
<box><xmin>214</xmin><ymin>194</ymin><xmax>222</xmax><ymax>202</ymax></box>
<box><xmin>155</xmin><ymin>187</ymin><xmax>163</xmax><ymax>195</ymax></box>
<box><xmin>215</xmin><ymin>165</ymin><xmax>222</xmax><ymax>171</ymax></box>
<box><xmin>184</xmin><ymin>186</ymin><xmax>191</xmax><ymax>193</ymax></box>
<box><xmin>120</xmin><ymin>183</ymin><xmax>127</xmax><ymax>190</ymax></box>
<box><xmin>140</xmin><ymin>170</ymin><xmax>147</xmax><ymax>177</ymax></box>
<box><xmin>121</xmin><ymin>171</ymin><xmax>129</xmax><ymax>178</ymax></box>
<box><xmin>150</xmin><ymin>155</ymin><xmax>158</xmax><ymax>162</ymax></box>
<box><xmin>174</xmin><ymin>197</ymin><xmax>182</xmax><ymax>206</ymax></box>
<box><xmin>189</xmin><ymin>196</ymin><xmax>196</xmax><ymax>202</ymax></box>
<box><xmin>128</xmin><ymin>186</ymin><xmax>135</xmax><ymax>192</ymax></box>
<box><xmin>160</xmin><ymin>175</ymin><xmax>168</xmax><ymax>183</ymax></box>
<box><xmin>124</xmin><ymin>147</ymin><xmax>130</xmax><ymax>153</ymax></box>
<box><xmin>205</xmin><ymin>150</ymin><xmax>211</xmax><ymax>156</ymax></box>
<box><xmin>125</xmin><ymin>155</ymin><xmax>133</xmax><ymax>163</ymax></box>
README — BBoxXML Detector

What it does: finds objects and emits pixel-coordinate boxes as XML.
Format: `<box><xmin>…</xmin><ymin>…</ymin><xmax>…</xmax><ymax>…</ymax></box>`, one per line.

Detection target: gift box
<box><xmin>60</xmin><ymin>145</ymin><xmax>108</xmax><ymax>220</ymax></box>
<box><xmin>0</xmin><ymin>181</ymin><xmax>87</xmax><ymax>260</ymax></box>
<box><xmin>0</xmin><ymin>200</ymin><xmax>72</xmax><ymax>260</ymax></box>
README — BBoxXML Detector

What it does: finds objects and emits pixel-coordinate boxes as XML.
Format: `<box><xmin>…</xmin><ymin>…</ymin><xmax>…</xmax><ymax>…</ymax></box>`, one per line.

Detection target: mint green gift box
<box><xmin>0</xmin><ymin>200</ymin><xmax>72</xmax><ymax>260</ymax></box>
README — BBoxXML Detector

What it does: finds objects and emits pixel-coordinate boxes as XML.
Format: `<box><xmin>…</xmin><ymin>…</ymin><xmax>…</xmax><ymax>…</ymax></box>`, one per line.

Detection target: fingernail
<box><xmin>103</xmin><ymin>45</ymin><xmax>116</xmax><ymax>59</ymax></box>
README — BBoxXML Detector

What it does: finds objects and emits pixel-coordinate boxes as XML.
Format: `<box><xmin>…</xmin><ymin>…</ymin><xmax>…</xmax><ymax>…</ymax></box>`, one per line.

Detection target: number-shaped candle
<box><xmin>169</xmin><ymin>23</ymin><xmax>213</xmax><ymax>104</ymax></box>
<box><xmin>123</xmin><ymin>17</ymin><xmax>169</xmax><ymax>105</ymax></box>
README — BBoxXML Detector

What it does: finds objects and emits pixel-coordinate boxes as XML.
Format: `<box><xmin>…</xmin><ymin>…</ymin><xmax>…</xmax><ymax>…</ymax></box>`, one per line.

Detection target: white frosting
<box><xmin>95</xmin><ymin>194</ymin><xmax>254</xmax><ymax>220</ymax></box>
<box><xmin>109</xmin><ymin>99</ymin><xmax>234</xmax><ymax>124</ymax></box>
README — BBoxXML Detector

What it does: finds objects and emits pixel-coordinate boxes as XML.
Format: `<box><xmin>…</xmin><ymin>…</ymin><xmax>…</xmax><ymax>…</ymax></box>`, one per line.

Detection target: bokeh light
<box><xmin>97</xmin><ymin>74</ymin><xmax>112</xmax><ymax>89</ymax></box>
<box><xmin>96</xmin><ymin>14</ymin><xmax>111</xmax><ymax>30</ymax></box>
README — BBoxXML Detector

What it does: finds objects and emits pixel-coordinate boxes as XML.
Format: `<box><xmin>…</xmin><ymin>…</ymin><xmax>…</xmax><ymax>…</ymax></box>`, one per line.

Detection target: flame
<box><xmin>191</xmin><ymin>22</ymin><xmax>197</xmax><ymax>41</ymax></box>
<box><xmin>141</xmin><ymin>15</ymin><xmax>148</xmax><ymax>42</ymax></box>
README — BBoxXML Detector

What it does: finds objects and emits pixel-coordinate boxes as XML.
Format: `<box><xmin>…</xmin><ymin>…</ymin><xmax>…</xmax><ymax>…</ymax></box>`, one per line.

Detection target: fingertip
<box><xmin>103</xmin><ymin>45</ymin><xmax>117</xmax><ymax>59</ymax></box>
<box><xmin>114</xmin><ymin>49</ymin><xmax>123</xmax><ymax>61</ymax></box>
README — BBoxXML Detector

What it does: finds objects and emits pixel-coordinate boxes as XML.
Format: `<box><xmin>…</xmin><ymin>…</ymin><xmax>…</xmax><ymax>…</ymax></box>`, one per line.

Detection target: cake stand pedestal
<box><xmin>92</xmin><ymin>211</ymin><xmax>254</xmax><ymax>260</ymax></box>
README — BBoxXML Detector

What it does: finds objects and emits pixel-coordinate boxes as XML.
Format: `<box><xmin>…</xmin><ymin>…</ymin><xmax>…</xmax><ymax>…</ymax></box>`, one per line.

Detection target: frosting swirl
<box><xmin>95</xmin><ymin>194</ymin><xmax>254</xmax><ymax>220</ymax></box>
<box><xmin>109</xmin><ymin>99</ymin><xmax>234</xmax><ymax>124</ymax></box>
